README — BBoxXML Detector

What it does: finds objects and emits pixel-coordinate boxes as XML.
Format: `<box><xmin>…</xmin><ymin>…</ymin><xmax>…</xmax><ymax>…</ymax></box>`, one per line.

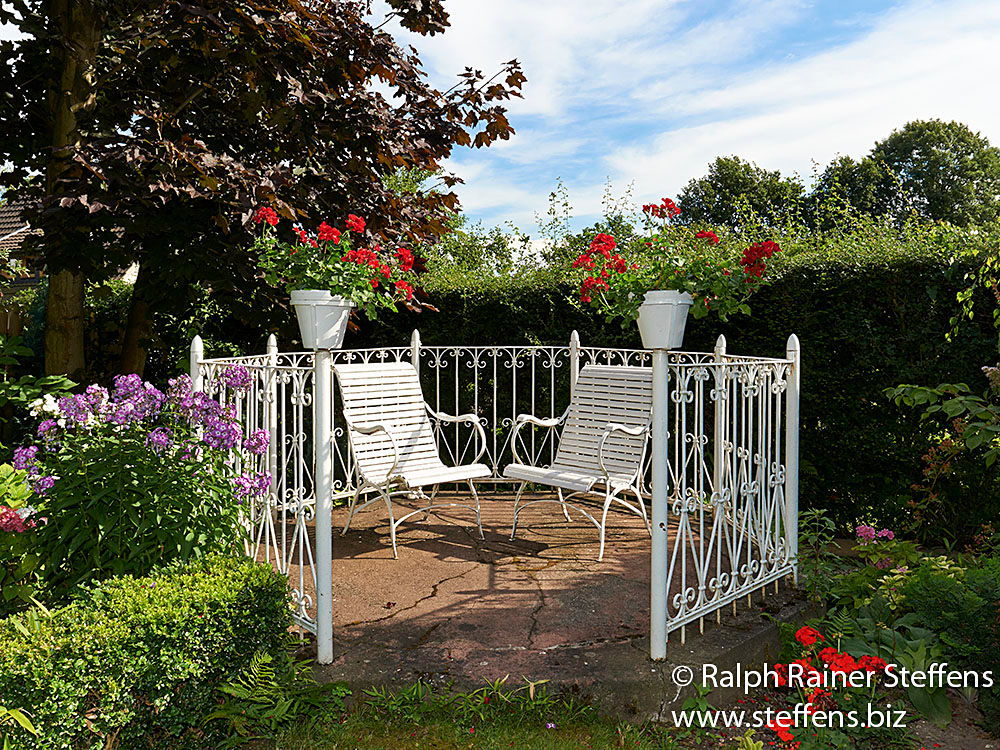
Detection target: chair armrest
<box><xmin>352</xmin><ymin>421</ymin><xmax>401</xmax><ymax>480</ymax></box>
<box><xmin>598</xmin><ymin>422</ymin><xmax>649</xmax><ymax>482</ymax></box>
<box><xmin>510</xmin><ymin>410</ymin><xmax>567</xmax><ymax>465</ymax></box>
<box><xmin>425</xmin><ymin>406</ymin><xmax>488</xmax><ymax>464</ymax></box>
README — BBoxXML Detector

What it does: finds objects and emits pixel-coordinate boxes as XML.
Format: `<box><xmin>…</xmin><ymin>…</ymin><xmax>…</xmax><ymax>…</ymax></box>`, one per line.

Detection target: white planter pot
<box><xmin>636</xmin><ymin>290</ymin><xmax>694</xmax><ymax>349</ymax></box>
<box><xmin>290</xmin><ymin>290</ymin><xmax>354</xmax><ymax>350</ymax></box>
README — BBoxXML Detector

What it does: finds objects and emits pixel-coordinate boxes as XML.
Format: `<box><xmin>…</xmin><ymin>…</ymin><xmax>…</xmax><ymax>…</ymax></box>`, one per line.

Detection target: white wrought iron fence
<box><xmin>192</xmin><ymin>330</ymin><xmax>799</xmax><ymax>659</ymax></box>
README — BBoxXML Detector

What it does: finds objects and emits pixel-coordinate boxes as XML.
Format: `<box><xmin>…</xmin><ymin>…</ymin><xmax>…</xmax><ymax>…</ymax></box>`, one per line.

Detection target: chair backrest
<box><xmin>553</xmin><ymin>365</ymin><xmax>652</xmax><ymax>478</ymax></box>
<box><xmin>333</xmin><ymin>362</ymin><xmax>440</xmax><ymax>481</ymax></box>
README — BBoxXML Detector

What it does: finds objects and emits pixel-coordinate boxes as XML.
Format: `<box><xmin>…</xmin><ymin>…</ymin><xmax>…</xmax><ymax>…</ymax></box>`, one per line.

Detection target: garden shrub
<box><xmin>0</xmin><ymin>554</ymin><xmax>291</xmax><ymax>749</ymax></box>
<box><xmin>902</xmin><ymin>558</ymin><xmax>1000</xmax><ymax>734</ymax></box>
<box><xmin>15</xmin><ymin>372</ymin><xmax>269</xmax><ymax>602</ymax></box>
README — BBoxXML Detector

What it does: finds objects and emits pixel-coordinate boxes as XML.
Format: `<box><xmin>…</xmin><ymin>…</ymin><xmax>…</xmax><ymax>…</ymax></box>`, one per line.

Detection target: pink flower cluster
<box><xmin>855</xmin><ymin>524</ymin><xmax>894</xmax><ymax>545</ymax></box>
<box><xmin>0</xmin><ymin>505</ymin><xmax>36</xmax><ymax>534</ymax></box>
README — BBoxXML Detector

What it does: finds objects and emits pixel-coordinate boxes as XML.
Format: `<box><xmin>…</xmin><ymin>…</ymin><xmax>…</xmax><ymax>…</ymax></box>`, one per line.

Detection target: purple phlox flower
<box><xmin>855</xmin><ymin>525</ymin><xmax>877</xmax><ymax>545</ymax></box>
<box><xmin>146</xmin><ymin>426</ymin><xmax>172</xmax><ymax>452</ymax></box>
<box><xmin>202</xmin><ymin>417</ymin><xmax>242</xmax><ymax>451</ymax></box>
<box><xmin>167</xmin><ymin>374</ymin><xmax>193</xmax><ymax>404</ymax></box>
<box><xmin>111</xmin><ymin>373</ymin><xmax>144</xmax><ymax>400</ymax></box>
<box><xmin>58</xmin><ymin>394</ymin><xmax>94</xmax><ymax>426</ymax></box>
<box><xmin>876</xmin><ymin>528</ymin><xmax>895</xmax><ymax>540</ymax></box>
<box><xmin>106</xmin><ymin>376</ymin><xmax>165</xmax><ymax>424</ymax></box>
<box><xmin>84</xmin><ymin>384</ymin><xmax>109</xmax><ymax>409</ymax></box>
<box><xmin>546</xmin><ymin>723</ymin><xmax>556</xmax><ymax>730</ymax></box>
<box><xmin>37</xmin><ymin>419</ymin><xmax>58</xmax><ymax>436</ymax></box>
<box><xmin>220</xmin><ymin>365</ymin><xmax>253</xmax><ymax>393</ymax></box>
<box><xmin>176</xmin><ymin>391</ymin><xmax>224</xmax><ymax>427</ymax></box>
<box><xmin>179</xmin><ymin>439</ymin><xmax>204</xmax><ymax>462</ymax></box>
<box><xmin>234</xmin><ymin>471</ymin><xmax>271</xmax><ymax>500</ymax></box>
<box><xmin>12</xmin><ymin>445</ymin><xmax>39</xmax><ymax>473</ymax></box>
<box><xmin>30</xmin><ymin>475</ymin><xmax>57</xmax><ymax>496</ymax></box>
<box><xmin>244</xmin><ymin>429</ymin><xmax>269</xmax><ymax>456</ymax></box>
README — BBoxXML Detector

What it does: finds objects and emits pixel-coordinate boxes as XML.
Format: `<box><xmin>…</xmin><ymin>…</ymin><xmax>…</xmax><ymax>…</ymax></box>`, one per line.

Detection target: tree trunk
<box><xmin>43</xmin><ymin>0</ymin><xmax>100</xmax><ymax>377</ymax></box>
<box><xmin>44</xmin><ymin>269</ymin><xmax>87</xmax><ymax>379</ymax></box>
<box><xmin>119</xmin><ymin>264</ymin><xmax>152</xmax><ymax>376</ymax></box>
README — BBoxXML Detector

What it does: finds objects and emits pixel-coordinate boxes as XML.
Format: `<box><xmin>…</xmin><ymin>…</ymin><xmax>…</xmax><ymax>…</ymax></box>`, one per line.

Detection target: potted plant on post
<box><xmin>251</xmin><ymin>207</ymin><xmax>418</xmax><ymax>349</ymax></box>
<box><xmin>569</xmin><ymin>197</ymin><xmax>782</xmax><ymax>349</ymax></box>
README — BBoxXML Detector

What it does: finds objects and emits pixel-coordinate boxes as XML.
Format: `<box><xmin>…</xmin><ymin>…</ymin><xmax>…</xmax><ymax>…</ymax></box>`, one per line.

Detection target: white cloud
<box><xmin>606</xmin><ymin>0</ymin><xmax>1000</xmax><ymax>201</ymax></box>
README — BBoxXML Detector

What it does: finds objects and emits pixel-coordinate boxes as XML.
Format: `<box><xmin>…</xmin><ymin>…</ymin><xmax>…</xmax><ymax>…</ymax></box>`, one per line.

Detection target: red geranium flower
<box><xmin>795</xmin><ymin>626</ymin><xmax>824</xmax><ymax>647</ymax></box>
<box><xmin>346</xmin><ymin>214</ymin><xmax>366</xmax><ymax>233</ymax></box>
<box><xmin>318</xmin><ymin>222</ymin><xmax>341</xmax><ymax>243</ymax></box>
<box><xmin>253</xmin><ymin>206</ymin><xmax>279</xmax><ymax>226</ymax></box>
<box><xmin>695</xmin><ymin>230</ymin><xmax>720</xmax><ymax>244</ymax></box>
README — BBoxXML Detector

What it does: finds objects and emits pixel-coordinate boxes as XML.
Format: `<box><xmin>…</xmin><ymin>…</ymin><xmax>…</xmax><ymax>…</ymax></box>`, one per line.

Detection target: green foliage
<box><xmin>23</xmin><ymin>384</ymin><xmax>253</xmax><ymax>602</ymax></box>
<box><xmin>0</xmin><ymin>336</ymin><xmax>74</xmax><ymax>454</ymax></box>
<box><xmin>887</xmin><ymin>372</ymin><xmax>1000</xmax><ymax>542</ymax></box>
<box><xmin>734</xmin><ymin>729</ymin><xmax>763</xmax><ymax>750</ymax></box>
<box><xmin>0</xmin><ymin>706</ymin><xmax>38</xmax><ymax>750</ymax></box>
<box><xmin>0</xmin><ymin>464</ymin><xmax>41</xmax><ymax>616</ymax></box>
<box><xmin>360</xmin><ymin>677</ymin><xmax>592</xmax><ymax>730</ymax></box>
<box><xmin>676</xmin><ymin>155</ymin><xmax>807</xmax><ymax>229</ymax></box>
<box><xmin>203</xmin><ymin>649</ymin><xmax>349</xmax><ymax>746</ymax></box>
<box><xmin>870</xmin><ymin>119</ymin><xmax>1000</xmax><ymax>226</ymax></box>
<box><xmin>796</xmin><ymin>508</ymin><xmax>846</xmax><ymax>603</ymax></box>
<box><xmin>0</xmin><ymin>555</ymin><xmax>290</xmax><ymax>749</ymax></box>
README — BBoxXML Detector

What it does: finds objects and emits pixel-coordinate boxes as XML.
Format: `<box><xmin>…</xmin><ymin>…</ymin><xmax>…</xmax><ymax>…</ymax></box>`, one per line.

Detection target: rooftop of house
<box><xmin>0</xmin><ymin>201</ymin><xmax>35</xmax><ymax>255</ymax></box>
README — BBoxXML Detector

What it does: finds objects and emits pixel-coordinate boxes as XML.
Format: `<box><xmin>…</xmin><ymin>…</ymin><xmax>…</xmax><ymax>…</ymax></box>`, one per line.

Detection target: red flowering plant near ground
<box><xmin>764</xmin><ymin>625</ymin><xmax>892</xmax><ymax>748</ymax></box>
<box><xmin>570</xmin><ymin>196</ymin><xmax>782</xmax><ymax>323</ymax></box>
<box><xmin>252</xmin><ymin>207</ymin><xmax>419</xmax><ymax>318</ymax></box>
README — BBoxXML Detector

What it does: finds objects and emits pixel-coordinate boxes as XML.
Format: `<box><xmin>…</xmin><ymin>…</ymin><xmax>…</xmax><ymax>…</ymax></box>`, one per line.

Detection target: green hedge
<box><xmin>354</xmin><ymin>245</ymin><xmax>999</xmax><ymax>538</ymax></box>
<box><xmin>0</xmin><ymin>554</ymin><xmax>291</xmax><ymax>749</ymax></box>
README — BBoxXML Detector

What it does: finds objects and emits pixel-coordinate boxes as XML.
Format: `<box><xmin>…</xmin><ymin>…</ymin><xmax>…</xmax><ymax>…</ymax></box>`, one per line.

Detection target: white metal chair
<box><xmin>503</xmin><ymin>364</ymin><xmax>652</xmax><ymax>560</ymax></box>
<box><xmin>334</xmin><ymin>361</ymin><xmax>491</xmax><ymax>557</ymax></box>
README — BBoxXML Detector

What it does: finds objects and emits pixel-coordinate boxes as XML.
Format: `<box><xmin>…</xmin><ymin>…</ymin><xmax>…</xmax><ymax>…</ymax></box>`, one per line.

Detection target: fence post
<box><xmin>650</xmin><ymin>346</ymin><xmax>668</xmax><ymax>660</ymax></box>
<box><xmin>569</xmin><ymin>330</ymin><xmax>580</xmax><ymax>398</ymax></box>
<box><xmin>713</xmin><ymin>335</ymin><xmax>727</xmax><ymax>494</ymax></box>
<box><xmin>410</xmin><ymin>329</ymin><xmax>421</xmax><ymax>375</ymax></box>
<box><xmin>314</xmin><ymin>349</ymin><xmax>334</xmax><ymax>664</ymax></box>
<box><xmin>266</xmin><ymin>335</ymin><xmax>279</xmax><ymax>509</ymax></box>
<box><xmin>784</xmin><ymin>334</ymin><xmax>801</xmax><ymax>584</ymax></box>
<box><xmin>190</xmin><ymin>336</ymin><xmax>204</xmax><ymax>392</ymax></box>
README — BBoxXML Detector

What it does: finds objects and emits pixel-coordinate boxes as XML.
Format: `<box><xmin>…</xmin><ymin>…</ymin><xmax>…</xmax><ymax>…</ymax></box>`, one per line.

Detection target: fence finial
<box><xmin>410</xmin><ymin>329</ymin><xmax>421</xmax><ymax>374</ymax></box>
<box><xmin>190</xmin><ymin>336</ymin><xmax>204</xmax><ymax>392</ymax></box>
<box><xmin>569</xmin><ymin>330</ymin><xmax>581</xmax><ymax>397</ymax></box>
<box><xmin>267</xmin><ymin>333</ymin><xmax>278</xmax><ymax>356</ymax></box>
<box><xmin>714</xmin><ymin>334</ymin><xmax>727</xmax><ymax>358</ymax></box>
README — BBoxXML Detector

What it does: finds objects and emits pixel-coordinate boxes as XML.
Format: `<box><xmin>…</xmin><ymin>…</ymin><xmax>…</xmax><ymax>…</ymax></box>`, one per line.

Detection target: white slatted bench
<box><xmin>503</xmin><ymin>364</ymin><xmax>652</xmax><ymax>560</ymax></box>
<box><xmin>334</xmin><ymin>362</ymin><xmax>491</xmax><ymax>557</ymax></box>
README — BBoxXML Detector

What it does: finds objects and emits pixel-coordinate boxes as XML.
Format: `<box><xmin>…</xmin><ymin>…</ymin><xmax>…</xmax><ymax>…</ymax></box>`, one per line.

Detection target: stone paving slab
<box><xmin>298</xmin><ymin>491</ymin><xmax>812</xmax><ymax>718</ymax></box>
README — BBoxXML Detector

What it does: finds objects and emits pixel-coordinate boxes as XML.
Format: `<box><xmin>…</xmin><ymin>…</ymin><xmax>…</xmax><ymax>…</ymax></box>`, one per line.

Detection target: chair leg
<box><xmin>380</xmin><ymin>488</ymin><xmax>399</xmax><ymax>559</ymax></box>
<box><xmin>509</xmin><ymin>481</ymin><xmax>528</xmax><ymax>541</ymax></box>
<box><xmin>467</xmin><ymin>480</ymin><xmax>485</xmax><ymax>539</ymax></box>
<box><xmin>422</xmin><ymin>484</ymin><xmax>439</xmax><ymax>521</ymax></box>
<box><xmin>558</xmin><ymin>488</ymin><xmax>571</xmax><ymax>522</ymax></box>
<box><xmin>598</xmin><ymin>488</ymin><xmax>616</xmax><ymax>561</ymax></box>
<box><xmin>341</xmin><ymin>491</ymin><xmax>361</xmax><ymax>536</ymax></box>
<box><xmin>634</xmin><ymin>488</ymin><xmax>651</xmax><ymax>535</ymax></box>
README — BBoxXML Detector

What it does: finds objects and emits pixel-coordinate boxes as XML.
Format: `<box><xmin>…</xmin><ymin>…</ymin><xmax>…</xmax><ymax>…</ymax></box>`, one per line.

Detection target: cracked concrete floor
<box><xmin>286</xmin><ymin>490</ymin><xmax>807</xmax><ymax>716</ymax></box>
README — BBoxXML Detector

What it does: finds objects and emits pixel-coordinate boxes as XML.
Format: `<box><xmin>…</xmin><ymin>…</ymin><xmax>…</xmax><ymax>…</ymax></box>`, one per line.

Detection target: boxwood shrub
<box><xmin>0</xmin><ymin>554</ymin><xmax>290</xmax><ymax>749</ymax></box>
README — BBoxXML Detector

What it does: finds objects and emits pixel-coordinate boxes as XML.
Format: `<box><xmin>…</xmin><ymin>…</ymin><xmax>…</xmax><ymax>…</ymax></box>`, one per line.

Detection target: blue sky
<box><xmin>380</xmin><ymin>0</ymin><xmax>1000</xmax><ymax>235</ymax></box>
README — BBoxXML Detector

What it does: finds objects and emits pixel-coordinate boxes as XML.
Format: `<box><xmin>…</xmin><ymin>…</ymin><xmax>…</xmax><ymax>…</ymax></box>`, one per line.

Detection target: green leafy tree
<box><xmin>0</xmin><ymin>0</ymin><xmax>524</xmax><ymax>377</ymax></box>
<box><xmin>675</xmin><ymin>155</ymin><xmax>806</xmax><ymax>229</ymax></box>
<box><xmin>869</xmin><ymin>119</ymin><xmax>1000</xmax><ymax>226</ymax></box>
